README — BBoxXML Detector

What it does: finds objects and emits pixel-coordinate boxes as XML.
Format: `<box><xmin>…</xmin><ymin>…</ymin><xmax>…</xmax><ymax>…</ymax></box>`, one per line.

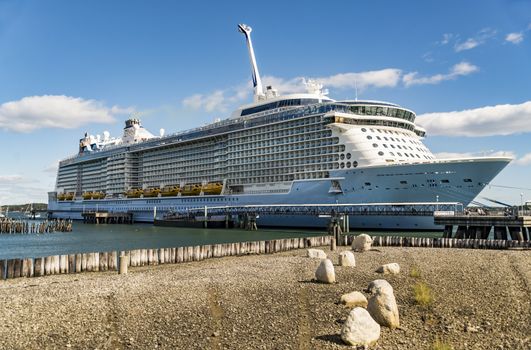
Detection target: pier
<box><xmin>435</xmin><ymin>211</ymin><xmax>531</xmax><ymax>241</ymax></box>
<box><xmin>0</xmin><ymin>218</ymin><xmax>72</xmax><ymax>234</ymax></box>
<box><xmin>163</xmin><ymin>202</ymin><xmax>460</xmax><ymax>230</ymax></box>
<box><xmin>82</xmin><ymin>211</ymin><xmax>134</xmax><ymax>224</ymax></box>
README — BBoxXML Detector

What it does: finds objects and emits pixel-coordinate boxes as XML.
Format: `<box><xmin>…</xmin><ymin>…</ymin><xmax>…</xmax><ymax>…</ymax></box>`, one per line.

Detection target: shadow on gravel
<box><xmin>315</xmin><ymin>334</ymin><xmax>344</xmax><ymax>345</ymax></box>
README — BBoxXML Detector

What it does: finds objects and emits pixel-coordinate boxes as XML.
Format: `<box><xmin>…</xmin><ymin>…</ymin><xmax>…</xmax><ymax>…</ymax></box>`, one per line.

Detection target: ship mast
<box><xmin>238</xmin><ymin>24</ymin><xmax>265</xmax><ymax>101</ymax></box>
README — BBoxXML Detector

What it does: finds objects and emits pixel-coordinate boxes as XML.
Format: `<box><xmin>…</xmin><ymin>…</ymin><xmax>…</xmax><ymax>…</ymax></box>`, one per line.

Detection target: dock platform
<box><xmin>435</xmin><ymin>213</ymin><xmax>530</xmax><ymax>241</ymax></box>
<box><xmin>82</xmin><ymin>212</ymin><xmax>133</xmax><ymax>224</ymax></box>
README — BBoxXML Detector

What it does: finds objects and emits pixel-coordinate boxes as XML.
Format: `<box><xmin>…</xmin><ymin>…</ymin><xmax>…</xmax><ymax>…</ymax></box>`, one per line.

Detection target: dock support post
<box><xmin>443</xmin><ymin>225</ymin><xmax>453</xmax><ymax>238</ymax></box>
<box><xmin>455</xmin><ymin>225</ymin><xmax>466</xmax><ymax>239</ymax></box>
<box><xmin>509</xmin><ymin>226</ymin><xmax>524</xmax><ymax>242</ymax></box>
<box><xmin>330</xmin><ymin>237</ymin><xmax>336</xmax><ymax>251</ymax></box>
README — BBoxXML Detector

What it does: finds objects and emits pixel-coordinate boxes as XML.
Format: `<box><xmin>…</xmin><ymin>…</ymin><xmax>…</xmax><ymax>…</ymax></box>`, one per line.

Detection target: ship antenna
<box><xmin>238</xmin><ymin>24</ymin><xmax>265</xmax><ymax>101</ymax></box>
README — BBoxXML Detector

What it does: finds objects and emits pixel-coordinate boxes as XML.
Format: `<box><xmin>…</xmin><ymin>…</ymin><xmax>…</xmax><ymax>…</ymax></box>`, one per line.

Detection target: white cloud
<box><xmin>417</xmin><ymin>101</ymin><xmax>531</xmax><ymax>137</ymax></box>
<box><xmin>515</xmin><ymin>153</ymin><xmax>531</xmax><ymax>165</ymax></box>
<box><xmin>316</xmin><ymin>69</ymin><xmax>402</xmax><ymax>90</ymax></box>
<box><xmin>182</xmin><ymin>68</ymin><xmax>403</xmax><ymax>113</ymax></box>
<box><xmin>455</xmin><ymin>38</ymin><xmax>480</xmax><ymax>52</ymax></box>
<box><xmin>440</xmin><ymin>33</ymin><xmax>453</xmax><ymax>45</ymax></box>
<box><xmin>505</xmin><ymin>32</ymin><xmax>524</xmax><ymax>44</ymax></box>
<box><xmin>454</xmin><ymin>28</ymin><xmax>496</xmax><ymax>52</ymax></box>
<box><xmin>43</xmin><ymin>161</ymin><xmax>59</xmax><ymax>174</ymax></box>
<box><xmin>0</xmin><ymin>175</ymin><xmax>28</xmax><ymax>184</ymax></box>
<box><xmin>403</xmin><ymin>61</ymin><xmax>479</xmax><ymax>87</ymax></box>
<box><xmin>0</xmin><ymin>95</ymin><xmax>133</xmax><ymax>133</ymax></box>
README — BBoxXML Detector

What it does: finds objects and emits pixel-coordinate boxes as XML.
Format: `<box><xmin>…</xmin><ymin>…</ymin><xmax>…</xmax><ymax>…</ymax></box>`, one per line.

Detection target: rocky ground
<box><xmin>0</xmin><ymin>246</ymin><xmax>529</xmax><ymax>349</ymax></box>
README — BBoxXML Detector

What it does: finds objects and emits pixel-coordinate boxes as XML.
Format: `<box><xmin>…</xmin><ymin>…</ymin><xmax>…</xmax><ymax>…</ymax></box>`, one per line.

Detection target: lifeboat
<box><xmin>143</xmin><ymin>188</ymin><xmax>161</xmax><ymax>197</ymax></box>
<box><xmin>202</xmin><ymin>182</ymin><xmax>223</xmax><ymax>195</ymax></box>
<box><xmin>92</xmin><ymin>192</ymin><xmax>106</xmax><ymax>199</ymax></box>
<box><xmin>64</xmin><ymin>192</ymin><xmax>75</xmax><ymax>200</ymax></box>
<box><xmin>125</xmin><ymin>189</ymin><xmax>143</xmax><ymax>198</ymax></box>
<box><xmin>57</xmin><ymin>193</ymin><xmax>67</xmax><ymax>201</ymax></box>
<box><xmin>82</xmin><ymin>192</ymin><xmax>93</xmax><ymax>200</ymax></box>
<box><xmin>161</xmin><ymin>185</ymin><xmax>180</xmax><ymax>197</ymax></box>
<box><xmin>181</xmin><ymin>183</ymin><xmax>202</xmax><ymax>196</ymax></box>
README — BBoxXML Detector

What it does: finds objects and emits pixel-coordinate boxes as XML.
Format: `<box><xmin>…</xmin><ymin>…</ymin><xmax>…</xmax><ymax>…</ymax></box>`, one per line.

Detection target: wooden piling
<box><xmin>34</xmin><ymin>257</ymin><xmax>44</xmax><ymax>277</ymax></box>
<box><xmin>119</xmin><ymin>254</ymin><xmax>129</xmax><ymax>274</ymax></box>
<box><xmin>0</xmin><ymin>260</ymin><xmax>6</xmax><ymax>280</ymax></box>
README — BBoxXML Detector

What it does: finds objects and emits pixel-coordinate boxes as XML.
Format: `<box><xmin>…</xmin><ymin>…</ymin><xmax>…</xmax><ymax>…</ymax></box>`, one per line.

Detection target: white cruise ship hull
<box><xmin>48</xmin><ymin>157</ymin><xmax>509</xmax><ymax>230</ymax></box>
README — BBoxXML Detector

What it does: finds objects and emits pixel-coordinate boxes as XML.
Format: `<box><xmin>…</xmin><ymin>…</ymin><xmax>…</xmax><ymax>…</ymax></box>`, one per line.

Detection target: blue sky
<box><xmin>0</xmin><ymin>0</ymin><xmax>530</xmax><ymax>205</ymax></box>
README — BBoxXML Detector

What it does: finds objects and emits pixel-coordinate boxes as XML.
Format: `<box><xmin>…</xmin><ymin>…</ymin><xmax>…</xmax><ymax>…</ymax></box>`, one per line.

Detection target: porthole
<box><xmin>340</xmin><ymin>154</ymin><xmax>345</xmax><ymax>160</ymax></box>
<box><xmin>353</xmin><ymin>161</ymin><xmax>358</xmax><ymax>167</ymax></box>
<box><xmin>346</xmin><ymin>162</ymin><xmax>351</xmax><ymax>168</ymax></box>
<box><xmin>367</xmin><ymin>135</ymin><xmax>372</xmax><ymax>140</ymax></box>
<box><xmin>340</xmin><ymin>162</ymin><xmax>345</xmax><ymax>169</ymax></box>
<box><xmin>378</xmin><ymin>151</ymin><xmax>384</xmax><ymax>156</ymax></box>
<box><xmin>361</xmin><ymin>128</ymin><xmax>367</xmax><ymax>132</ymax></box>
<box><xmin>372</xmin><ymin>143</ymin><xmax>378</xmax><ymax>148</ymax></box>
<box><xmin>346</xmin><ymin>153</ymin><xmax>351</xmax><ymax>159</ymax></box>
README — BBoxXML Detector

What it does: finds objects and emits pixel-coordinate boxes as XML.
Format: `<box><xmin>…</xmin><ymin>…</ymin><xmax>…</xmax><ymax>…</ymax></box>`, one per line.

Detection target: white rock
<box><xmin>338</xmin><ymin>251</ymin><xmax>356</xmax><ymax>267</ymax></box>
<box><xmin>306</xmin><ymin>248</ymin><xmax>327</xmax><ymax>259</ymax></box>
<box><xmin>376</xmin><ymin>263</ymin><xmax>400</xmax><ymax>275</ymax></box>
<box><xmin>340</xmin><ymin>291</ymin><xmax>368</xmax><ymax>308</ymax></box>
<box><xmin>315</xmin><ymin>258</ymin><xmax>335</xmax><ymax>284</ymax></box>
<box><xmin>367</xmin><ymin>284</ymin><xmax>400</xmax><ymax>329</ymax></box>
<box><xmin>341</xmin><ymin>307</ymin><xmax>381</xmax><ymax>347</ymax></box>
<box><xmin>352</xmin><ymin>234</ymin><xmax>373</xmax><ymax>252</ymax></box>
<box><xmin>366</xmin><ymin>279</ymin><xmax>394</xmax><ymax>295</ymax></box>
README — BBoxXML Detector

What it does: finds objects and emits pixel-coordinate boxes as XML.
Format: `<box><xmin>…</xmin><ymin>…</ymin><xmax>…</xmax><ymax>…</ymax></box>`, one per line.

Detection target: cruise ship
<box><xmin>48</xmin><ymin>24</ymin><xmax>511</xmax><ymax>230</ymax></box>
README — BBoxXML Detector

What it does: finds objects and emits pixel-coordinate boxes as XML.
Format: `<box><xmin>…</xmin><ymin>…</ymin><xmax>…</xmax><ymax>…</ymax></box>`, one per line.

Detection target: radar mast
<box><xmin>238</xmin><ymin>24</ymin><xmax>265</xmax><ymax>101</ymax></box>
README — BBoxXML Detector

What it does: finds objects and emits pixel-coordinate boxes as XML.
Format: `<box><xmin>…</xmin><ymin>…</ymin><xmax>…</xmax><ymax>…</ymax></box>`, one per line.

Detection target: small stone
<box><xmin>306</xmin><ymin>249</ymin><xmax>327</xmax><ymax>259</ymax></box>
<box><xmin>367</xmin><ymin>282</ymin><xmax>400</xmax><ymax>329</ymax></box>
<box><xmin>315</xmin><ymin>259</ymin><xmax>335</xmax><ymax>284</ymax></box>
<box><xmin>352</xmin><ymin>234</ymin><xmax>373</xmax><ymax>252</ymax></box>
<box><xmin>376</xmin><ymin>263</ymin><xmax>400</xmax><ymax>275</ymax></box>
<box><xmin>341</xmin><ymin>307</ymin><xmax>381</xmax><ymax>347</ymax></box>
<box><xmin>338</xmin><ymin>251</ymin><xmax>356</xmax><ymax>267</ymax></box>
<box><xmin>340</xmin><ymin>291</ymin><xmax>368</xmax><ymax>308</ymax></box>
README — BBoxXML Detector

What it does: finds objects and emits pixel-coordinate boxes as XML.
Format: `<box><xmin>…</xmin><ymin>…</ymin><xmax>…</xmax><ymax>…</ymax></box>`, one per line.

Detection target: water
<box><xmin>0</xmin><ymin>221</ymin><xmax>326</xmax><ymax>259</ymax></box>
<box><xmin>0</xmin><ymin>214</ymin><xmax>442</xmax><ymax>259</ymax></box>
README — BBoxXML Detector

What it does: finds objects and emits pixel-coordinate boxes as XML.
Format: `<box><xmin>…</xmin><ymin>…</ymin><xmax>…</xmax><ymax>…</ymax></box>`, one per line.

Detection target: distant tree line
<box><xmin>1</xmin><ymin>203</ymin><xmax>48</xmax><ymax>212</ymax></box>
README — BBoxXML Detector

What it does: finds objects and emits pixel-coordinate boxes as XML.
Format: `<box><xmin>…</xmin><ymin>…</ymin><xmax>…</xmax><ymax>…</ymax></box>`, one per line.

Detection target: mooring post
<box><xmin>330</xmin><ymin>237</ymin><xmax>336</xmax><ymax>251</ymax></box>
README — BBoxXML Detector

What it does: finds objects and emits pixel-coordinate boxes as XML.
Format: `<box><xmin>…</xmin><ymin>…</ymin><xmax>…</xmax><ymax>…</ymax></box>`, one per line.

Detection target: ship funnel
<box><xmin>238</xmin><ymin>24</ymin><xmax>265</xmax><ymax>101</ymax></box>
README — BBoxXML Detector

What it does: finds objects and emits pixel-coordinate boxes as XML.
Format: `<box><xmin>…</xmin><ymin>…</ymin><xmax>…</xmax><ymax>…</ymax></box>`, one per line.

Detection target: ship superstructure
<box><xmin>49</xmin><ymin>24</ymin><xmax>511</xmax><ymax>229</ymax></box>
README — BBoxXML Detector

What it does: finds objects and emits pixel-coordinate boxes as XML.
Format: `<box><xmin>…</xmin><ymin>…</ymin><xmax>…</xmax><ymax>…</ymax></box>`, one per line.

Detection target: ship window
<box><xmin>340</xmin><ymin>162</ymin><xmax>345</xmax><ymax>169</ymax></box>
<box><xmin>441</xmin><ymin>179</ymin><xmax>450</xmax><ymax>183</ymax></box>
<box><xmin>397</xmin><ymin>152</ymin><xmax>402</xmax><ymax>156</ymax></box>
<box><xmin>378</xmin><ymin>151</ymin><xmax>384</xmax><ymax>156</ymax></box>
<box><xmin>376</xmin><ymin>136</ymin><xmax>381</xmax><ymax>140</ymax></box>
<box><xmin>372</xmin><ymin>143</ymin><xmax>378</xmax><ymax>148</ymax></box>
<box><xmin>364</xmin><ymin>182</ymin><xmax>371</xmax><ymax>186</ymax></box>
<box><xmin>353</xmin><ymin>161</ymin><xmax>358</xmax><ymax>167</ymax></box>
<box><xmin>340</xmin><ymin>154</ymin><xmax>345</xmax><ymax>160</ymax></box>
<box><xmin>383</xmin><ymin>144</ymin><xmax>388</xmax><ymax>148</ymax></box>
<box><xmin>346</xmin><ymin>162</ymin><xmax>351</xmax><ymax>168</ymax></box>
<box><xmin>367</xmin><ymin>136</ymin><xmax>372</xmax><ymax>140</ymax></box>
<box><xmin>463</xmin><ymin>178</ymin><xmax>472</xmax><ymax>182</ymax></box>
<box><xmin>400</xmin><ymin>180</ymin><xmax>408</xmax><ymax>184</ymax></box>
<box><xmin>390</xmin><ymin>152</ymin><xmax>395</xmax><ymax>156</ymax></box>
<box><xmin>346</xmin><ymin>153</ymin><xmax>351</xmax><ymax>159</ymax></box>
<box><xmin>361</xmin><ymin>128</ymin><xmax>367</xmax><ymax>132</ymax></box>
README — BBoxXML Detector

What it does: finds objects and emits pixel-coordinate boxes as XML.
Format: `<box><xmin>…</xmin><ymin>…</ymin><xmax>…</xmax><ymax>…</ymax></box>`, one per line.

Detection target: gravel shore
<box><xmin>0</xmin><ymin>246</ymin><xmax>529</xmax><ymax>349</ymax></box>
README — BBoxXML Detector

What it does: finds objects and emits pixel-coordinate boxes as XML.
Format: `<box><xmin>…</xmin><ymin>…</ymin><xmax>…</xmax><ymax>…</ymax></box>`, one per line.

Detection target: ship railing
<box><xmin>177</xmin><ymin>202</ymin><xmax>463</xmax><ymax>217</ymax></box>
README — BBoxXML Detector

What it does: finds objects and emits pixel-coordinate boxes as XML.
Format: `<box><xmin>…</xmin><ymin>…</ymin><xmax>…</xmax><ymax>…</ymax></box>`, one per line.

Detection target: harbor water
<box><xmin>0</xmin><ymin>217</ymin><xmax>441</xmax><ymax>260</ymax></box>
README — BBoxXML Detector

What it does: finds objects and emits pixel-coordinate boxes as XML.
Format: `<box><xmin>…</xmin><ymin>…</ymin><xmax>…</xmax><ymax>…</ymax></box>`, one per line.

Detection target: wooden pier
<box><xmin>81</xmin><ymin>211</ymin><xmax>133</xmax><ymax>224</ymax></box>
<box><xmin>434</xmin><ymin>214</ymin><xmax>531</xmax><ymax>241</ymax></box>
